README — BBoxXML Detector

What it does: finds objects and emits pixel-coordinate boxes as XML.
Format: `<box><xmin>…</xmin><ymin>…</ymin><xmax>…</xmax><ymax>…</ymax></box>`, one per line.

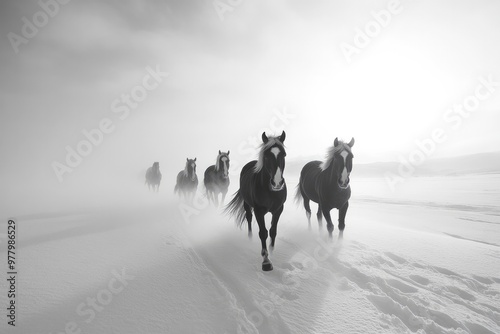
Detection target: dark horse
<box><xmin>175</xmin><ymin>158</ymin><xmax>198</xmax><ymax>202</ymax></box>
<box><xmin>145</xmin><ymin>162</ymin><xmax>162</xmax><ymax>192</ymax></box>
<box><xmin>204</xmin><ymin>151</ymin><xmax>230</xmax><ymax>207</ymax></box>
<box><xmin>296</xmin><ymin>138</ymin><xmax>354</xmax><ymax>237</ymax></box>
<box><xmin>225</xmin><ymin>131</ymin><xmax>287</xmax><ymax>271</ymax></box>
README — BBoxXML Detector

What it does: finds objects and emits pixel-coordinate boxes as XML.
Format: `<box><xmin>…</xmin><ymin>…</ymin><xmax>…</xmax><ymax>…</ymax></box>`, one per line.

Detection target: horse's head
<box><xmin>216</xmin><ymin>150</ymin><xmax>230</xmax><ymax>179</ymax></box>
<box><xmin>185</xmin><ymin>158</ymin><xmax>197</xmax><ymax>181</ymax></box>
<box><xmin>331</xmin><ymin>137</ymin><xmax>354</xmax><ymax>189</ymax></box>
<box><xmin>153</xmin><ymin>162</ymin><xmax>160</xmax><ymax>172</ymax></box>
<box><xmin>260</xmin><ymin>131</ymin><xmax>286</xmax><ymax>192</ymax></box>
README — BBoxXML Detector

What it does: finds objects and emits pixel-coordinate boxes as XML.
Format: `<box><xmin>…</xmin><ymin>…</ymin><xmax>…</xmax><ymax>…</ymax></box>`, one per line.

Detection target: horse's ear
<box><xmin>186</xmin><ymin>158</ymin><xmax>189</xmax><ymax>161</ymax></box>
<box><xmin>262</xmin><ymin>132</ymin><xmax>269</xmax><ymax>143</ymax></box>
<box><xmin>194</xmin><ymin>157</ymin><xmax>197</xmax><ymax>161</ymax></box>
<box><xmin>334</xmin><ymin>137</ymin><xmax>339</xmax><ymax>147</ymax></box>
<box><xmin>279</xmin><ymin>131</ymin><xmax>286</xmax><ymax>143</ymax></box>
<box><xmin>348</xmin><ymin>138</ymin><xmax>355</xmax><ymax>147</ymax></box>
<box><xmin>219</xmin><ymin>150</ymin><xmax>221</xmax><ymax>155</ymax></box>
<box><xmin>227</xmin><ymin>150</ymin><xmax>230</xmax><ymax>155</ymax></box>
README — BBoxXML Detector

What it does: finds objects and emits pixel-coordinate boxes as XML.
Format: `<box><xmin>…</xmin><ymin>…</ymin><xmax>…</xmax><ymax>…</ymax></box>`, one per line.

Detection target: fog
<box><xmin>1</xmin><ymin>2</ymin><xmax>500</xmax><ymax>333</ymax></box>
<box><xmin>2</xmin><ymin>1</ymin><xmax>500</xmax><ymax>216</ymax></box>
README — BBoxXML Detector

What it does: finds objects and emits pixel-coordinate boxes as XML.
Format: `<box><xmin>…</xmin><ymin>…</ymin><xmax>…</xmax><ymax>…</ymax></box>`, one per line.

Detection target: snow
<box><xmin>1</xmin><ymin>174</ymin><xmax>499</xmax><ymax>334</ymax></box>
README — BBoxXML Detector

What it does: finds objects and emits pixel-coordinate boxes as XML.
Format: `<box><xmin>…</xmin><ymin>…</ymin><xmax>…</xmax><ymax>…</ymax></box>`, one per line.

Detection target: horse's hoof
<box><xmin>248</xmin><ymin>230</ymin><xmax>252</xmax><ymax>239</ymax></box>
<box><xmin>262</xmin><ymin>262</ymin><xmax>273</xmax><ymax>271</ymax></box>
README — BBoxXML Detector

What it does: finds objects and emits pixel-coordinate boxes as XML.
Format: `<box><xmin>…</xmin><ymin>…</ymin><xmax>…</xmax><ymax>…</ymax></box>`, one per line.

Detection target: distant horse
<box><xmin>175</xmin><ymin>158</ymin><xmax>198</xmax><ymax>202</ymax></box>
<box><xmin>145</xmin><ymin>162</ymin><xmax>162</xmax><ymax>192</ymax></box>
<box><xmin>225</xmin><ymin>131</ymin><xmax>287</xmax><ymax>271</ymax></box>
<box><xmin>296</xmin><ymin>138</ymin><xmax>354</xmax><ymax>237</ymax></box>
<box><xmin>204</xmin><ymin>150</ymin><xmax>230</xmax><ymax>207</ymax></box>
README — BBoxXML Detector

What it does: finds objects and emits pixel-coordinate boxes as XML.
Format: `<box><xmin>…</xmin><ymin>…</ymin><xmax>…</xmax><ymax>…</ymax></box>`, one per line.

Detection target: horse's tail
<box><xmin>145</xmin><ymin>168</ymin><xmax>151</xmax><ymax>185</ymax></box>
<box><xmin>294</xmin><ymin>182</ymin><xmax>303</xmax><ymax>205</ymax></box>
<box><xmin>224</xmin><ymin>189</ymin><xmax>246</xmax><ymax>227</ymax></box>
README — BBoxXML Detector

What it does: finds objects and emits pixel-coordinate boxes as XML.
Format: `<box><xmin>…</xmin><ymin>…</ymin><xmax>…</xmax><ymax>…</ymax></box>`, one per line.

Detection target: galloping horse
<box><xmin>174</xmin><ymin>158</ymin><xmax>198</xmax><ymax>202</ymax></box>
<box><xmin>225</xmin><ymin>131</ymin><xmax>287</xmax><ymax>271</ymax></box>
<box><xmin>296</xmin><ymin>138</ymin><xmax>354</xmax><ymax>237</ymax></box>
<box><xmin>145</xmin><ymin>162</ymin><xmax>162</xmax><ymax>192</ymax></box>
<box><xmin>204</xmin><ymin>151</ymin><xmax>230</xmax><ymax>207</ymax></box>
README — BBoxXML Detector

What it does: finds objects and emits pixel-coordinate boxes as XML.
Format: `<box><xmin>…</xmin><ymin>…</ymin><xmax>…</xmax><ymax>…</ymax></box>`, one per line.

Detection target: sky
<box><xmin>1</xmin><ymin>0</ymin><xmax>500</xmax><ymax>203</ymax></box>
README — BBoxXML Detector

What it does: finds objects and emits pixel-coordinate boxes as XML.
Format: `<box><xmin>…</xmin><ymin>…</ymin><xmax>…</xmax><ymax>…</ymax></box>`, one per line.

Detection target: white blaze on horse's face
<box><xmin>221</xmin><ymin>156</ymin><xmax>229</xmax><ymax>178</ymax></box>
<box><xmin>270</xmin><ymin>147</ymin><xmax>280</xmax><ymax>159</ymax></box>
<box><xmin>270</xmin><ymin>147</ymin><xmax>284</xmax><ymax>191</ymax></box>
<box><xmin>339</xmin><ymin>150</ymin><xmax>349</xmax><ymax>188</ymax></box>
<box><xmin>190</xmin><ymin>163</ymin><xmax>196</xmax><ymax>180</ymax></box>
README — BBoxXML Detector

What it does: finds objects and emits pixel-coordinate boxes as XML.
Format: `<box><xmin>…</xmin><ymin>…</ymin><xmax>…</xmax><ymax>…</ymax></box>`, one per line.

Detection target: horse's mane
<box><xmin>319</xmin><ymin>141</ymin><xmax>352</xmax><ymax>171</ymax></box>
<box><xmin>253</xmin><ymin>137</ymin><xmax>285</xmax><ymax>173</ymax></box>
<box><xmin>215</xmin><ymin>152</ymin><xmax>229</xmax><ymax>171</ymax></box>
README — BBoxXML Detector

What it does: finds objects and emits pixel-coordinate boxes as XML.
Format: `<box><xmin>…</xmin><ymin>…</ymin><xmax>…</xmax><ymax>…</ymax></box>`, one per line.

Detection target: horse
<box><xmin>225</xmin><ymin>131</ymin><xmax>287</xmax><ymax>271</ymax></box>
<box><xmin>295</xmin><ymin>138</ymin><xmax>354</xmax><ymax>237</ymax></box>
<box><xmin>174</xmin><ymin>158</ymin><xmax>198</xmax><ymax>202</ymax></box>
<box><xmin>204</xmin><ymin>150</ymin><xmax>230</xmax><ymax>207</ymax></box>
<box><xmin>145</xmin><ymin>162</ymin><xmax>162</xmax><ymax>192</ymax></box>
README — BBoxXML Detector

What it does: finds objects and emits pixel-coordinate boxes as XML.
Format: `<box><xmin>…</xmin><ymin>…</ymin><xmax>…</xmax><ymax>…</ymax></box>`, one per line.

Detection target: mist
<box><xmin>1</xmin><ymin>1</ymin><xmax>500</xmax><ymax>333</ymax></box>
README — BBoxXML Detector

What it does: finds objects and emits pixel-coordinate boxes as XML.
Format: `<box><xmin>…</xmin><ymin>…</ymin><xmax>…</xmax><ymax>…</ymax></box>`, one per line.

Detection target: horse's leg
<box><xmin>269</xmin><ymin>205</ymin><xmax>283</xmax><ymax>249</ymax></box>
<box><xmin>205</xmin><ymin>188</ymin><xmax>211</xmax><ymax>205</ymax></box>
<box><xmin>316</xmin><ymin>204</ymin><xmax>323</xmax><ymax>227</ymax></box>
<box><xmin>209</xmin><ymin>190</ymin><xmax>214</xmax><ymax>206</ymax></box>
<box><xmin>243</xmin><ymin>202</ymin><xmax>253</xmax><ymax>237</ymax></box>
<box><xmin>255</xmin><ymin>207</ymin><xmax>272</xmax><ymax>271</ymax></box>
<box><xmin>214</xmin><ymin>190</ymin><xmax>219</xmax><ymax>207</ymax></box>
<box><xmin>321</xmin><ymin>206</ymin><xmax>334</xmax><ymax>238</ymax></box>
<box><xmin>302</xmin><ymin>194</ymin><xmax>312</xmax><ymax>226</ymax></box>
<box><xmin>338</xmin><ymin>201</ymin><xmax>349</xmax><ymax>238</ymax></box>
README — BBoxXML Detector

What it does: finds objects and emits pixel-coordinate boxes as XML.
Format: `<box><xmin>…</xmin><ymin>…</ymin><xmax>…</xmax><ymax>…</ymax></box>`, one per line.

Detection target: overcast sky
<box><xmin>1</xmin><ymin>0</ymin><xmax>500</xmax><ymax>197</ymax></box>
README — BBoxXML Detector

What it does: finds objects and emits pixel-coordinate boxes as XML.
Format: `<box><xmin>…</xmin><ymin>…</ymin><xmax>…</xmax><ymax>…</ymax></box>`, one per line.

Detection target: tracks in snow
<box><xmin>165</xmin><ymin>206</ymin><xmax>500</xmax><ymax>334</ymax></box>
<box><xmin>327</xmin><ymin>240</ymin><xmax>500</xmax><ymax>334</ymax></box>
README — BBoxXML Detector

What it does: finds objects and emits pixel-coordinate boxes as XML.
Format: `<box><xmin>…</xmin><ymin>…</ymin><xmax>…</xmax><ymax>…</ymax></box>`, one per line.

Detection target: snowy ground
<box><xmin>1</xmin><ymin>175</ymin><xmax>500</xmax><ymax>334</ymax></box>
